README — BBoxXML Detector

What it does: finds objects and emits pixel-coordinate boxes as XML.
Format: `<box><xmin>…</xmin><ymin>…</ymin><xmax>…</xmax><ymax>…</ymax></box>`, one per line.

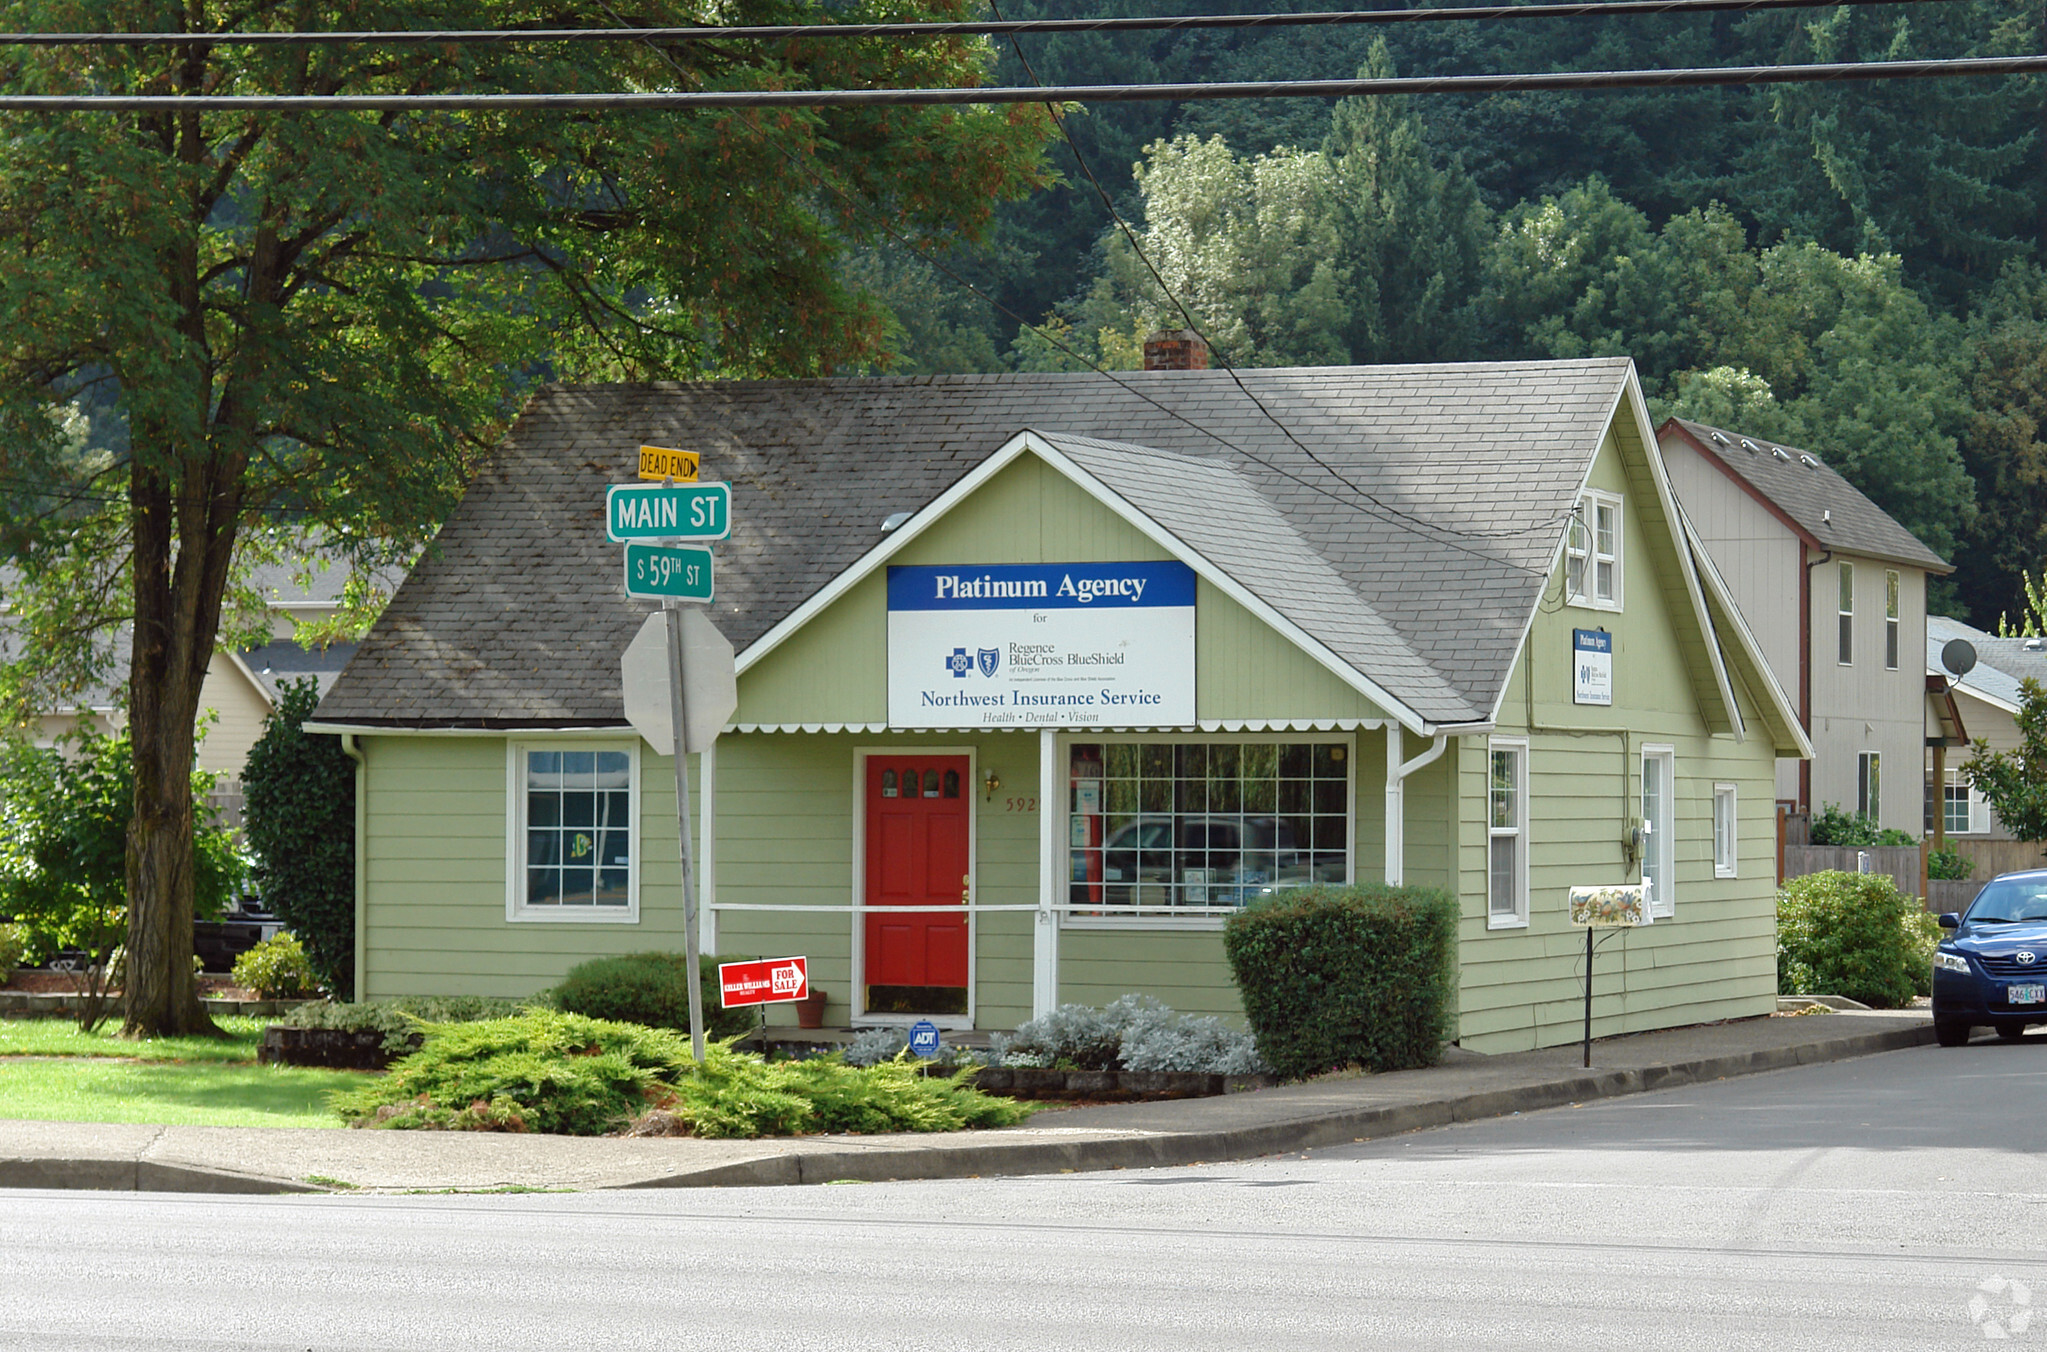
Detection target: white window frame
<box><xmin>1641</xmin><ymin>744</ymin><xmax>1676</xmax><ymax>918</ymax></box>
<box><xmin>1487</xmin><ymin>736</ymin><xmax>1530</xmax><ymax>929</ymax></box>
<box><xmin>1943</xmin><ymin>773</ymin><xmax>1992</xmax><ymax>836</ymax></box>
<box><xmin>505</xmin><ymin>739</ymin><xmax>642</xmax><ymax>923</ymax></box>
<box><xmin>1858</xmin><ymin>751</ymin><xmax>1881</xmax><ymax>822</ymax></box>
<box><xmin>1566</xmin><ymin>491</ymin><xmax>1624</xmax><ymax>612</ymax></box>
<box><xmin>1884</xmin><ymin>570</ymin><xmax>1901</xmax><ymax>671</ymax></box>
<box><xmin>1837</xmin><ymin>561</ymin><xmax>1854</xmax><ymax>666</ymax></box>
<box><xmin>1058</xmin><ymin>732</ymin><xmax>1356</xmax><ymax>932</ymax></box>
<box><xmin>1712</xmin><ymin>782</ymin><xmax>1738</xmax><ymax>879</ymax></box>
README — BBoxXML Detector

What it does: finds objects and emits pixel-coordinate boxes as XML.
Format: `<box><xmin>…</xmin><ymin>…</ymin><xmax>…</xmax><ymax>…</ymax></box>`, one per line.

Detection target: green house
<box><xmin>311</xmin><ymin>357</ymin><xmax>1807</xmax><ymax>1054</ymax></box>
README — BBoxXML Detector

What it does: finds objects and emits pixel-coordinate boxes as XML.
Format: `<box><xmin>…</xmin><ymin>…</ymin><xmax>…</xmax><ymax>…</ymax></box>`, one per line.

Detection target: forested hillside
<box><xmin>851</xmin><ymin>0</ymin><xmax>2046</xmax><ymax>625</ymax></box>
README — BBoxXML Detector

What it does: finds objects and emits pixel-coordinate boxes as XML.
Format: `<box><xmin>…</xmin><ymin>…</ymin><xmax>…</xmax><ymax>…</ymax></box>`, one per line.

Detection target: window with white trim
<box><xmin>1837</xmin><ymin>561</ymin><xmax>1854</xmax><ymax>665</ymax></box>
<box><xmin>509</xmin><ymin>744</ymin><xmax>639</xmax><ymax>921</ymax></box>
<box><xmin>1064</xmin><ymin>738</ymin><xmax>1351</xmax><ymax>926</ymax></box>
<box><xmin>1857</xmin><ymin>751</ymin><xmax>1881</xmax><ymax>822</ymax></box>
<box><xmin>1884</xmin><ymin>570</ymin><xmax>1901</xmax><ymax>670</ymax></box>
<box><xmin>1712</xmin><ymin>783</ymin><xmax>1738</xmax><ymax>879</ymax></box>
<box><xmin>1941</xmin><ymin>772</ymin><xmax>1990</xmax><ymax>835</ymax></box>
<box><xmin>1566</xmin><ymin>492</ymin><xmax>1623</xmax><ymax>610</ymax></box>
<box><xmin>1488</xmin><ymin>738</ymin><xmax>1529</xmax><ymax>927</ymax></box>
<box><xmin>1641</xmin><ymin>745</ymin><xmax>1675</xmax><ymax>918</ymax></box>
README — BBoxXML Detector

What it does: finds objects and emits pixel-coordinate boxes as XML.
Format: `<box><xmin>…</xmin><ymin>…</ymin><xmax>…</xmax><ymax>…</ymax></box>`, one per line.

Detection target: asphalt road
<box><xmin>0</xmin><ymin>1040</ymin><xmax>2041</xmax><ymax>1351</ymax></box>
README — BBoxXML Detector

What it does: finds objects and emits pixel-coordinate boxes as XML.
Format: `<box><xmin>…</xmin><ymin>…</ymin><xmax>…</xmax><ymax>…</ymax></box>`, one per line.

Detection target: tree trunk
<box><xmin>120</xmin><ymin>456</ymin><xmax>231</xmax><ymax>1039</ymax></box>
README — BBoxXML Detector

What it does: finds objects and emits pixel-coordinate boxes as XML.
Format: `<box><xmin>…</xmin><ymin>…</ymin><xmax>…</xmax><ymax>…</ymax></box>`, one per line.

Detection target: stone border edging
<box><xmin>620</xmin><ymin>1021</ymin><xmax>1938</xmax><ymax>1190</ymax></box>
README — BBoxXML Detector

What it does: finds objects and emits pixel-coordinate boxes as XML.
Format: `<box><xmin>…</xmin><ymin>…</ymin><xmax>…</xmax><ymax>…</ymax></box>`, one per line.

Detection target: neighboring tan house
<box><xmin>311</xmin><ymin>356</ymin><xmax>1806</xmax><ymax>1054</ymax></box>
<box><xmin>1657</xmin><ymin>419</ymin><xmax>1951</xmax><ymax>841</ymax></box>
<box><xmin>1925</xmin><ymin>615</ymin><xmax>2047</xmax><ymax>842</ymax></box>
<box><xmin>21</xmin><ymin>561</ymin><xmax>383</xmax><ymax>798</ymax></box>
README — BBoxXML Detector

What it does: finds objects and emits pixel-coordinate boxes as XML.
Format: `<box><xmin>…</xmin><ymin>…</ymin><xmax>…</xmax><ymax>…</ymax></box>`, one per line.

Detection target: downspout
<box><xmin>341</xmin><ymin>733</ymin><xmax>366</xmax><ymax>1004</ymax></box>
<box><xmin>1385</xmin><ymin>728</ymin><xmax>1450</xmax><ymax>886</ymax></box>
<box><xmin>1801</xmin><ymin>549</ymin><xmax>1832</xmax><ymax>814</ymax></box>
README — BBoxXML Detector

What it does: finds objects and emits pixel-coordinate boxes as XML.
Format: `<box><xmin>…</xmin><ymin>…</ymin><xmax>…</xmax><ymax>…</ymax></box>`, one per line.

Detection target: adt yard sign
<box><xmin>907</xmin><ymin>1020</ymin><xmax>943</xmax><ymax>1059</ymax></box>
<box><xmin>607</xmin><ymin>482</ymin><xmax>731</xmax><ymax>541</ymax></box>
<box><xmin>718</xmin><ymin>956</ymin><xmax>809</xmax><ymax>1008</ymax></box>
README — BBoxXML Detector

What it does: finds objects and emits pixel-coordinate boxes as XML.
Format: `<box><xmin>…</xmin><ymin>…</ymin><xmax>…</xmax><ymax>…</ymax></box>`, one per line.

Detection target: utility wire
<box><xmin>0</xmin><ymin>0</ymin><xmax>1970</xmax><ymax>46</ymax></box>
<box><xmin>5</xmin><ymin>53</ymin><xmax>2044</xmax><ymax>109</ymax></box>
<box><xmin>595</xmin><ymin>4</ymin><xmax>1553</xmax><ymax>577</ymax></box>
<box><xmin>992</xmin><ymin>0</ymin><xmax>1565</xmax><ymax>549</ymax></box>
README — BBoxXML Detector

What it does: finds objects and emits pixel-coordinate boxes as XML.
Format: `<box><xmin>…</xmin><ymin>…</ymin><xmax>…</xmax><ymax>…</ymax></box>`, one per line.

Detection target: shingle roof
<box><xmin>317</xmin><ymin>360</ymin><xmax>1635</xmax><ymax>730</ymax></box>
<box><xmin>1663</xmin><ymin>419</ymin><xmax>1949</xmax><ymax>573</ymax></box>
<box><xmin>1929</xmin><ymin>616</ymin><xmax>2047</xmax><ymax>715</ymax></box>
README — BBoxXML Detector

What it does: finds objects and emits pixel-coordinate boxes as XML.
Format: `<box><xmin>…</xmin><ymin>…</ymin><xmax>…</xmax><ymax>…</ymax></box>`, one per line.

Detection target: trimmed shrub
<box><xmin>242</xmin><ymin>679</ymin><xmax>356</xmax><ymax>997</ymax></box>
<box><xmin>549</xmin><ymin>952</ymin><xmax>757</xmax><ymax>1040</ymax></box>
<box><xmin>1223</xmin><ymin>883</ymin><xmax>1458</xmax><ymax>1079</ymax></box>
<box><xmin>232</xmin><ymin>932</ymin><xmax>318</xmax><ymax>998</ymax></box>
<box><xmin>1777</xmin><ymin>871</ymin><xmax>1940</xmax><ymax>1008</ymax></box>
<box><xmin>328</xmin><ymin>1010</ymin><xmax>1034</xmax><ymax>1137</ymax></box>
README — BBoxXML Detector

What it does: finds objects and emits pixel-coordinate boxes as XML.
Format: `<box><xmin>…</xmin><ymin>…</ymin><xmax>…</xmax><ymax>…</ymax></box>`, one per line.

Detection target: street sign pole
<box><xmin>664</xmin><ymin>593</ymin><xmax>706</xmax><ymax>1065</ymax></box>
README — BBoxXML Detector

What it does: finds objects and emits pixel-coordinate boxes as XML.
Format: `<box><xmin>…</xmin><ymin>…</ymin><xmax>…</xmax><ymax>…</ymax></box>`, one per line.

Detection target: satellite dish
<box><xmin>1941</xmin><ymin>638</ymin><xmax>1978</xmax><ymax>680</ymax></box>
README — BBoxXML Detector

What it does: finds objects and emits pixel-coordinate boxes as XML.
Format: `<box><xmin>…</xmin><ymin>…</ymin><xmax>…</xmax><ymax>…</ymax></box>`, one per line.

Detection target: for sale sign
<box><xmin>718</xmin><ymin>956</ymin><xmax>809</xmax><ymax>1008</ymax></box>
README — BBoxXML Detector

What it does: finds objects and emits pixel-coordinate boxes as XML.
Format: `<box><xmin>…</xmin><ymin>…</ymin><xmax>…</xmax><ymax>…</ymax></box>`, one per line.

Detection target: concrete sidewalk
<box><xmin>0</xmin><ymin>1008</ymin><xmax>1933</xmax><ymax>1196</ymax></box>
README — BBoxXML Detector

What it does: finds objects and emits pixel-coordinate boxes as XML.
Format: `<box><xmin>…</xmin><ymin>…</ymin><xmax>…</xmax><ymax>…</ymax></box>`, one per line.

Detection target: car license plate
<box><xmin>2009</xmin><ymin>984</ymin><xmax>2046</xmax><ymax>1005</ymax></box>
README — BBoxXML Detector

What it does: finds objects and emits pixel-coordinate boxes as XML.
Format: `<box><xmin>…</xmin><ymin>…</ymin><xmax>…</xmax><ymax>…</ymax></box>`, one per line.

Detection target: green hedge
<box><xmin>1222</xmin><ymin>883</ymin><xmax>1458</xmax><ymax>1079</ymax></box>
<box><xmin>1777</xmin><ymin>871</ymin><xmax>1939</xmax><ymax>1009</ymax></box>
<box><xmin>548</xmin><ymin>951</ymin><xmax>757</xmax><ymax>1041</ymax></box>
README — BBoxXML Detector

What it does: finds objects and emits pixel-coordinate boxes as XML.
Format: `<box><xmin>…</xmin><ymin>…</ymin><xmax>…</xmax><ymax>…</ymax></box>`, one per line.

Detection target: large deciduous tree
<box><xmin>0</xmin><ymin>0</ymin><xmax>1051</xmax><ymax>1036</ymax></box>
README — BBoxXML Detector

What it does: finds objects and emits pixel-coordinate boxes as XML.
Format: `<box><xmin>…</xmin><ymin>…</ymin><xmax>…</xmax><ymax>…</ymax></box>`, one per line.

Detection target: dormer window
<box><xmin>1566</xmin><ymin>491</ymin><xmax>1623</xmax><ymax>611</ymax></box>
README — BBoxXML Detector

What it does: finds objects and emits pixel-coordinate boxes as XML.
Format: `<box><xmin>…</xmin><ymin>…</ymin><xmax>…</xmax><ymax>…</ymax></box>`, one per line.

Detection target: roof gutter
<box><xmin>1384</xmin><ymin>731</ymin><xmax>1450</xmax><ymax>887</ymax></box>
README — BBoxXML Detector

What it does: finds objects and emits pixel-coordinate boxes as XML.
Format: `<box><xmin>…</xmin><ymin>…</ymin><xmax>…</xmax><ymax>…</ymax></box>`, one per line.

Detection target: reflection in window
<box><xmin>1067</xmin><ymin>741</ymin><xmax>1349</xmax><ymax>918</ymax></box>
<box><xmin>943</xmin><ymin>769</ymin><xmax>960</xmax><ymax>799</ymax></box>
<box><xmin>526</xmin><ymin>750</ymin><xmax>632</xmax><ymax>907</ymax></box>
<box><xmin>882</xmin><ymin>769</ymin><xmax>898</xmax><ymax>798</ymax></box>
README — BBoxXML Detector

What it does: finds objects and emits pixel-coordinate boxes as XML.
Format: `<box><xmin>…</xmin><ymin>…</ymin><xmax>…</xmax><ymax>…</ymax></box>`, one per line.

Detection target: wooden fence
<box><xmin>1780</xmin><ymin>845</ymin><xmax>1923</xmax><ymax>899</ymax></box>
<box><xmin>1940</xmin><ymin>838</ymin><xmax>2047</xmax><ymax>881</ymax></box>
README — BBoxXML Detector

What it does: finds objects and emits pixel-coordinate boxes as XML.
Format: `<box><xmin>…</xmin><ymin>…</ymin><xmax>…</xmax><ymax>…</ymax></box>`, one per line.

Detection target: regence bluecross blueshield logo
<box><xmin>947</xmin><ymin>647</ymin><xmax>973</xmax><ymax>678</ymax></box>
<box><xmin>978</xmin><ymin>647</ymin><xmax>1001</xmax><ymax>677</ymax></box>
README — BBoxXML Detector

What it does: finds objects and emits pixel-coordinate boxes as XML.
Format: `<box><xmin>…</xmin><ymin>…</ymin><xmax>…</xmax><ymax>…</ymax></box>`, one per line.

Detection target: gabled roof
<box><xmin>1929</xmin><ymin>615</ymin><xmax>2047</xmax><ymax>716</ymax></box>
<box><xmin>316</xmin><ymin>360</ymin><xmax>1723</xmax><ymax>733</ymax></box>
<box><xmin>1658</xmin><ymin>418</ymin><xmax>1950</xmax><ymax>574</ymax></box>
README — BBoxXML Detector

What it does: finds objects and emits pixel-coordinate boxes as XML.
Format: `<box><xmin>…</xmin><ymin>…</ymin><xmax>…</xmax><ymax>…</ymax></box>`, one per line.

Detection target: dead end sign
<box><xmin>719</xmin><ymin>956</ymin><xmax>809</xmax><ymax>1008</ymax></box>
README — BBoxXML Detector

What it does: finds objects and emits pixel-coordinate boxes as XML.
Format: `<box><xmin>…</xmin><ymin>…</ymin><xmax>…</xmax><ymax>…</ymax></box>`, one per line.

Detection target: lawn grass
<box><xmin>0</xmin><ymin>1057</ymin><xmax>360</xmax><ymax>1127</ymax></box>
<box><xmin>0</xmin><ymin>1015</ymin><xmax>361</xmax><ymax>1127</ymax></box>
<box><xmin>0</xmin><ymin>1014</ymin><xmax>270</xmax><ymax>1062</ymax></box>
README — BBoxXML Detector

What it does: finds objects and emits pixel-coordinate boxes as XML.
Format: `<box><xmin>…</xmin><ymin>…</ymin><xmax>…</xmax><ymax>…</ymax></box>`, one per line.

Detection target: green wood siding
<box><xmin>1456</xmin><ymin>433</ymin><xmax>1779</xmax><ymax>1053</ymax></box>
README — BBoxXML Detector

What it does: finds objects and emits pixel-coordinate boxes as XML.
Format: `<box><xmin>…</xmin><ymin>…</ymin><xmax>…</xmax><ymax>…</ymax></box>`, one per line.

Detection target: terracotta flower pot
<box><xmin>796</xmin><ymin>989</ymin><xmax>829</xmax><ymax>1029</ymax></box>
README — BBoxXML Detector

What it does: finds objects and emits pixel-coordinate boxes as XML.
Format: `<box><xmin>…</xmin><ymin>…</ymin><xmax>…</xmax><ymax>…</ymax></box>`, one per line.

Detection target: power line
<box><xmin>588</xmin><ymin>9</ymin><xmax>1546</xmax><ymax>573</ymax></box>
<box><xmin>990</xmin><ymin>0</ymin><xmax>1565</xmax><ymax>550</ymax></box>
<box><xmin>0</xmin><ymin>0</ymin><xmax>1967</xmax><ymax>46</ymax></box>
<box><xmin>5</xmin><ymin>52</ymin><xmax>2044</xmax><ymax>110</ymax></box>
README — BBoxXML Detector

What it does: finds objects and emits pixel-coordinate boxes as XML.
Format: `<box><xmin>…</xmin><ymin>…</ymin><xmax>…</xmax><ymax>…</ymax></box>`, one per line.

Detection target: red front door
<box><xmin>864</xmin><ymin>755</ymin><xmax>970</xmax><ymax>1015</ymax></box>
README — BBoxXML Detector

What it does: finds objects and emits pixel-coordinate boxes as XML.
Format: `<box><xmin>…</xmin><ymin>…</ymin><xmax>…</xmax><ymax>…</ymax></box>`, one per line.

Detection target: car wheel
<box><xmin>1935</xmin><ymin>1020</ymin><xmax>1973</xmax><ymax>1047</ymax></box>
<box><xmin>1996</xmin><ymin>1024</ymin><xmax>2028</xmax><ymax>1043</ymax></box>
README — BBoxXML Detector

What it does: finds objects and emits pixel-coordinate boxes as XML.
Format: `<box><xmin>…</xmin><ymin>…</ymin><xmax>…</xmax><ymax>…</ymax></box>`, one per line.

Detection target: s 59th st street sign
<box><xmin>606</xmin><ymin>482</ymin><xmax>731</xmax><ymax>541</ymax></box>
<box><xmin>623</xmin><ymin>542</ymin><xmax>713</xmax><ymax>601</ymax></box>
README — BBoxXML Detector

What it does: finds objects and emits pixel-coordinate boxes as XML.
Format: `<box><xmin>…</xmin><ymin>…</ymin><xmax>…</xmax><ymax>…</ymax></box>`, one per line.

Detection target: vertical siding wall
<box><xmin>1458</xmin><ymin>433</ymin><xmax>1780</xmax><ymax>1054</ymax></box>
<box><xmin>1810</xmin><ymin>555</ymin><xmax>1929</xmax><ymax>836</ymax></box>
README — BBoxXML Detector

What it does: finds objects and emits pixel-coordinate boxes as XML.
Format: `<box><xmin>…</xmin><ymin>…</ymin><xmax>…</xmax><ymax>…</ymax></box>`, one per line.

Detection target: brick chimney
<box><xmin>1142</xmin><ymin>329</ymin><xmax>1209</xmax><ymax>371</ymax></box>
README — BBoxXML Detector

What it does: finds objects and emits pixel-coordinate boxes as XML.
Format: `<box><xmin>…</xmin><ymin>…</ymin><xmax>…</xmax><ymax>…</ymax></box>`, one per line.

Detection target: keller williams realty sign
<box><xmin>718</xmin><ymin>956</ymin><xmax>810</xmax><ymax>1008</ymax></box>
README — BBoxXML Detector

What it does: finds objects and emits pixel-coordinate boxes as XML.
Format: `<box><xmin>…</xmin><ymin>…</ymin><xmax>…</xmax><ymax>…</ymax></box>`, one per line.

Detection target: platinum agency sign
<box><xmin>887</xmin><ymin>561</ymin><xmax>1196</xmax><ymax>728</ymax></box>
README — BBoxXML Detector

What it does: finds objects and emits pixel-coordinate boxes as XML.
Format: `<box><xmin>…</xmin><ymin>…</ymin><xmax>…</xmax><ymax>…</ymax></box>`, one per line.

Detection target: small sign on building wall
<box><xmin>1573</xmin><ymin>628</ymin><xmax>1613</xmax><ymax>706</ymax></box>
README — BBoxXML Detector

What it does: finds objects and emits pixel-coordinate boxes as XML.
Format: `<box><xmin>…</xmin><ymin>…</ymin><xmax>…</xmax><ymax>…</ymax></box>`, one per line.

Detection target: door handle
<box><xmin>961</xmin><ymin>874</ymin><xmax>971</xmax><ymax>905</ymax></box>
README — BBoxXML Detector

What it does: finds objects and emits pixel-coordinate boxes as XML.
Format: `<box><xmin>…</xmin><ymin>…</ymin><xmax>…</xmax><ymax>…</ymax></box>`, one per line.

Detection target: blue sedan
<box><xmin>1933</xmin><ymin>869</ymin><xmax>2047</xmax><ymax>1046</ymax></box>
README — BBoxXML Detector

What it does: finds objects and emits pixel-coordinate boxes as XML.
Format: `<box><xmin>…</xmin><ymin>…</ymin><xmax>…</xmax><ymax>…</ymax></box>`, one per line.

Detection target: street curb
<box><xmin>0</xmin><ymin>1022</ymin><xmax>1935</xmax><ymax>1194</ymax></box>
<box><xmin>621</xmin><ymin>1021</ymin><xmax>1939</xmax><ymax>1189</ymax></box>
<box><xmin>0</xmin><ymin>1156</ymin><xmax>322</xmax><ymax>1195</ymax></box>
